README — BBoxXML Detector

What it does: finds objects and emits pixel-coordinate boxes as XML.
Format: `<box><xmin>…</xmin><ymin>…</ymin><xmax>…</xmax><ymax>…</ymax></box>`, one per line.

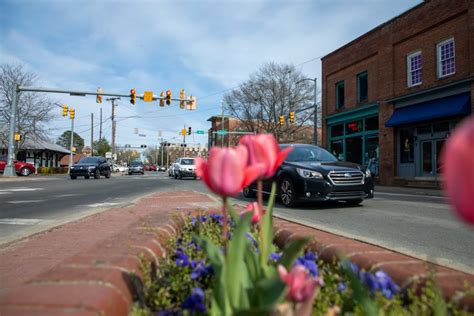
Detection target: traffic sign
<box><xmin>196</xmin><ymin>130</ymin><xmax>205</xmax><ymax>135</ymax></box>
<box><xmin>217</xmin><ymin>130</ymin><xmax>228</xmax><ymax>136</ymax></box>
<box><xmin>181</xmin><ymin>128</ymin><xmax>187</xmax><ymax>136</ymax></box>
<box><xmin>143</xmin><ymin>91</ymin><xmax>153</xmax><ymax>102</ymax></box>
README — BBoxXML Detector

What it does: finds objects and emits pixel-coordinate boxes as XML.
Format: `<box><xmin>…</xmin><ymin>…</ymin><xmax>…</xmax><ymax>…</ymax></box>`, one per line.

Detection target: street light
<box><xmin>296</xmin><ymin>77</ymin><xmax>318</xmax><ymax>146</ymax></box>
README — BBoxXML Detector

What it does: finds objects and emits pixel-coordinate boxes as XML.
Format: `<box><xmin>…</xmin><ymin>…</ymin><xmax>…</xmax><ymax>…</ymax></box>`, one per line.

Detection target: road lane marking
<box><xmin>376</xmin><ymin>191</ymin><xmax>445</xmax><ymax>199</ymax></box>
<box><xmin>0</xmin><ymin>187</ymin><xmax>44</xmax><ymax>192</ymax></box>
<box><xmin>0</xmin><ymin>218</ymin><xmax>54</xmax><ymax>225</ymax></box>
<box><xmin>54</xmin><ymin>194</ymin><xmax>82</xmax><ymax>198</ymax></box>
<box><xmin>7</xmin><ymin>200</ymin><xmax>45</xmax><ymax>204</ymax></box>
<box><xmin>86</xmin><ymin>202</ymin><xmax>122</xmax><ymax>208</ymax></box>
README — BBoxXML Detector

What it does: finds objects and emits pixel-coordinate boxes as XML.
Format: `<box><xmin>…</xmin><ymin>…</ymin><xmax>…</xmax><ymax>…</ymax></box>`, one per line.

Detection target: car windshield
<box><xmin>181</xmin><ymin>159</ymin><xmax>194</xmax><ymax>165</ymax></box>
<box><xmin>130</xmin><ymin>162</ymin><xmax>143</xmax><ymax>166</ymax></box>
<box><xmin>78</xmin><ymin>157</ymin><xmax>99</xmax><ymax>164</ymax></box>
<box><xmin>284</xmin><ymin>146</ymin><xmax>338</xmax><ymax>162</ymax></box>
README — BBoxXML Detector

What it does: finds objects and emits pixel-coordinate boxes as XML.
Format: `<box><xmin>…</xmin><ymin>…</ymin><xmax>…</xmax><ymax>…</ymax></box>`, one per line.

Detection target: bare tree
<box><xmin>223</xmin><ymin>62</ymin><xmax>315</xmax><ymax>143</ymax></box>
<box><xmin>0</xmin><ymin>64</ymin><xmax>55</xmax><ymax>149</ymax></box>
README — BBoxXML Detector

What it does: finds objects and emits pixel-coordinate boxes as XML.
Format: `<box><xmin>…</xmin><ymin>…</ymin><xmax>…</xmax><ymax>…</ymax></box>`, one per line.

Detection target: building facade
<box><xmin>321</xmin><ymin>0</ymin><xmax>473</xmax><ymax>185</ymax></box>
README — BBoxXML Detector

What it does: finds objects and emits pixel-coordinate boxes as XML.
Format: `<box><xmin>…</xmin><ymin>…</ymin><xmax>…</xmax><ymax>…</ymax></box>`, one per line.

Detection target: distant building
<box><xmin>206</xmin><ymin>115</ymin><xmax>318</xmax><ymax>148</ymax></box>
<box><xmin>166</xmin><ymin>145</ymin><xmax>208</xmax><ymax>165</ymax></box>
<box><xmin>321</xmin><ymin>0</ymin><xmax>473</xmax><ymax>186</ymax></box>
<box><xmin>0</xmin><ymin>136</ymin><xmax>70</xmax><ymax>168</ymax></box>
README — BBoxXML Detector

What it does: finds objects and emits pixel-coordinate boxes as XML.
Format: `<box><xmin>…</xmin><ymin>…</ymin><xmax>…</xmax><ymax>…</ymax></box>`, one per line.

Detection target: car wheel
<box><xmin>179</xmin><ymin>172</ymin><xmax>183</xmax><ymax>179</ymax></box>
<box><xmin>94</xmin><ymin>169</ymin><xmax>100</xmax><ymax>179</ymax></box>
<box><xmin>105</xmin><ymin>170</ymin><xmax>111</xmax><ymax>179</ymax></box>
<box><xmin>279</xmin><ymin>177</ymin><xmax>298</xmax><ymax>207</ymax></box>
<box><xmin>85</xmin><ymin>176</ymin><xmax>90</xmax><ymax>179</ymax></box>
<box><xmin>345</xmin><ymin>199</ymin><xmax>363</xmax><ymax>206</ymax></box>
<box><xmin>20</xmin><ymin>167</ymin><xmax>31</xmax><ymax>176</ymax></box>
<box><xmin>70</xmin><ymin>175</ymin><xmax>77</xmax><ymax>180</ymax></box>
<box><xmin>242</xmin><ymin>186</ymin><xmax>256</xmax><ymax>198</ymax></box>
<box><xmin>174</xmin><ymin>173</ymin><xmax>178</xmax><ymax>179</ymax></box>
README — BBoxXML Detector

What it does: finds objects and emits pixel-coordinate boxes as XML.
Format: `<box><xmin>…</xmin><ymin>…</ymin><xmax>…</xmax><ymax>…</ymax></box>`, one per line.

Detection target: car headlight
<box><xmin>88</xmin><ymin>166</ymin><xmax>96</xmax><ymax>170</ymax></box>
<box><xmin>296</xmin><ymin>168</ymin><xmax>323</xmax><ymax>179</ymax></box>
<box><xmin>70</xmin><ymin>166</ymin><xmax>75</xmax><ymax>169</ymax></box>
<box><xmin>365</xmin><ymin>169</ymin><xmax>371</xmax><ymax>178</ymax></box>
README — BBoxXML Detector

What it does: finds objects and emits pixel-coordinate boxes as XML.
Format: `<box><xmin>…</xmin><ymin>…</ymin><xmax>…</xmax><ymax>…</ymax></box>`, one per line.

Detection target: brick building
<box><xmin>321</xmin><ymin>0</ymin><xmax>473</xmax><ymax>185</ymax></box>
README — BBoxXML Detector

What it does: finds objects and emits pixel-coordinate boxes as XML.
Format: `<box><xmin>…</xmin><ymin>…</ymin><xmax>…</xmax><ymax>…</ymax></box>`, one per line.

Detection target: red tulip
<box><xmin>441</xmin><ymin>116</ymin><xmax>474</xmax><ymax>224</ymax></box>
<box><xmin>195</xmin><ymin>145</ymin><xmax>263</xmax><ymax>197</ymax></box>
<box><xmin>278</xmin><ymin>264</ymin><xmax>323</xmax><ymax>303</ymax></box>
<box><xmin>242</xmin><ymin>202</ymin><xmax>265</xmax><ymax>224</ymax></box>
<box><xmin>239</xmin><ymin>134</ymin><xmax>292</xmax><ymax>179</ymax></box>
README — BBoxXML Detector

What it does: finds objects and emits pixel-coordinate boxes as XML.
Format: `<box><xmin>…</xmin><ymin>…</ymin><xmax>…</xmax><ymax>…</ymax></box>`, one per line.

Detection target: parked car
<box><xmin>0</xmin><ymin>160</ymin><xmax>36</xmax><ymax>176</ymax></box>
<box><xmin>158</xmin><ymin>166</ymin><xmax>167</xmax><ymax>172</ymax></box>
<box><xmin>112</xmin><ymin>164</ymin><xmax>128</xmax><ymax>173</ymax></box>
<box><xmin>242</xmin><ymin>144</ymin><xmax>374</xmax><ymax>207</ymax></box>
<box><xmin>128</xmin><ymin>161</ymin><xmax>144</xmax><ymax>175</ymax></box>
<box><xmin>173</xmin><ymin>157</ymin><xmax>196</xmax><ymax>179</ymax></box>
<box><xmin>70</xmin><ymin>156</ymin><xmax>111</xmax><ymax>180</ymax></box>
<box><xmin>148</xmin><ymin>164</ymin><xmax>157</xmax><ymax>172</ymax></box>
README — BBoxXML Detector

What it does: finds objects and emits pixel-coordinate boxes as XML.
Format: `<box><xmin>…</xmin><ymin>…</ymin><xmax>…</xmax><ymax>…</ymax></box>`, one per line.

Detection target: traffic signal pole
<box><xmin>4</xmin><ymin>84</ymin><xmax>19</xmax><ymax>177</ymax></box>
<box><xmin>69</xmin><ymin>117</ymin><xmax>74</xmax><ymax>173</ymax></box>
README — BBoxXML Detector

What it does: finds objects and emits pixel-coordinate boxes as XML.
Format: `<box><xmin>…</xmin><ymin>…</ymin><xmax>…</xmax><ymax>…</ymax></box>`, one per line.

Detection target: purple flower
<box><xmin>304</xmin><ymin>252</ymin><xmax>318</xmax><ymax>261</ymax></box>
<box><xmin>176</xmin><ymin>238</ymin><xmax>183</xmax><ymax>246</ymax></box>
<box><xmin>190</xmin><ymin>261</ymin><xmax>213</xmax><ymax>280</ymax></box>
<box><xmin>375</xmin><ymin>270</ymin><xmax>399</xmax><ymax>299</ymax></box>
<box><xmin>295</xmin><ymin>255</ymin><xmax>318</xmax><ymax>277</ymax></box>
<box><xmin>210</xmin><ymin>214</ymin><xmax>224</xmax><ymax>225</ymax></box>
<box><xmin>175</xmin><ymin>248</ymin><xmax>190</xmax><ymax>267</ymax></box>
<box><xmin>269</xmin><ymin>252</ymin><xmax>282</xmax><ymax>262</ymax></box>
<box><xmin>187</xmin><ymin>240</ymin><xmax>202</xmax><ymax>252</ymax></box>
<box><xmin>181</xmin><ymin>287</ymin><xmax>206</xmax><ymax>313</ymax></box>
<box><xmin>350</xmin><ymin>262</ymin><xmax>360</xmax><ymax>275</ymax></box>
<box><xmin>338</xmin><ymin>282</ymin><xmax>347</xmax><ymax>292</ymax></box>
<box><xmin>158</xmin><ymin>310</ymin><xmax>181</xmax><ymax>316</ymax></box>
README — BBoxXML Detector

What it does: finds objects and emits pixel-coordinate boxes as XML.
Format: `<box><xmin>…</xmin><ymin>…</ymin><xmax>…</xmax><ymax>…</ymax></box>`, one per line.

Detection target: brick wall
<box><xmin>322</xmin><ymin>0</ymin><xmax>473</xmax><ymax>184</ymax></box>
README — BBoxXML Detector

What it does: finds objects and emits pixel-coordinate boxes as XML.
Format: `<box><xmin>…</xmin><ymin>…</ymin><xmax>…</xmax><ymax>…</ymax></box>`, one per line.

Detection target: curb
<box><xmin>0</xmin><ymin>191</ymin><xmax>472</xmax><ymax>314</ymax></box>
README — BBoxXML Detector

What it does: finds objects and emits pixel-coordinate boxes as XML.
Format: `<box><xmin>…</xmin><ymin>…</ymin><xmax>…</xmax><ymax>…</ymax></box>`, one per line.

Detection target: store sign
<box><xmin>346</xmin><ymin>120</ymin><xmax>362</xmax><ymax>133</ymax></box>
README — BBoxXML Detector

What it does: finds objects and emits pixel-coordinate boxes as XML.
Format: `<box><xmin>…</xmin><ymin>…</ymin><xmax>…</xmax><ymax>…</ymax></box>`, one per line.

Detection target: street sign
<box><xmin>143</xmin><ymin>91</ymin><xmax>153</xmax><ymax>102</ymax></box>
<box><xmin>181</xmin><ymin>129</ymin><xmax>187</xmax><ymax>136</ymax></box>
<box><xmin>217</xmin><ymin>130</ymin><xmax>228</xmax><ymax>136</ymax></box>
<box><xmin>105</xmin><ymin>152</ymin><xmax>112</xmax><ymax>158</ymax></box>
<box><xmin>196</xmin><ymin>130</ymin><xmax>205</xmax><ymax>135</ymax></box>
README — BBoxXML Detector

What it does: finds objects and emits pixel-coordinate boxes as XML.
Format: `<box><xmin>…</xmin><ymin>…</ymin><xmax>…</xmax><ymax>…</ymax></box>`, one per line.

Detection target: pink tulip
<box><xmin>195</xmin><ymin>145</ymin><xmax>263</xmax><ymax>197</ymax></box>
<box><xmin>242</xmin><ymin>202</ymin><xmax>265</xmax><ymax>224</ymax></box>
<box><xmin>239</xmin><ymin>134</ymin><xmax>292</xmax><ymax>179</ymax></box>
<box><xmin>278</xmin><ymin>264</ymin><xmax>323</xmax><ymax>303</ymax></box>
<box><xmin>441</xmin><ymin>116</ymin><xmax>474</xmax><ymax>224</ymax></box>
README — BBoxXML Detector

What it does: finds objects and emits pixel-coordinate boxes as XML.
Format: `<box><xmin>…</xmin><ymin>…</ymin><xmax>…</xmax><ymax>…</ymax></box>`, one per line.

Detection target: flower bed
<box><xmin>132</xmin><ymin>212</ymin><xmax>471</xmax><ymax>315</ymax></box>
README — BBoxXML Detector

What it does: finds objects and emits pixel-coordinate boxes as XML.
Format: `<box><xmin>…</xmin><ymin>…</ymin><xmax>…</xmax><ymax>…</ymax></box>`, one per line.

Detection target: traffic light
<box><xmin>62</xmin><ymin>105</ymin><xmax>69</xmax><ymax>116</ymax></box>
<box><xmin>69</xmin><ymin>108</ymin><xmax>75</xmax><ymax>119</ymax></box>
<box><xmin>159</xmin><ymin>91</ymin><xmax>165</xmax><ymax>107</ymax></box>
<box><xmin>188</xmin><ymin>127</ymin><xmax>192</xmax><ymax>135</ymax></box>
<box><xmin>179</xmin><ymin>89</ymin><xmax>185</xmax><ymax>109</ymax></box>
<box><xmin>96</xmin><ymin>87</ymin><xmax>102</xmax><ymax>104</ymax></box>
<box><xmin>279</xmin><ymin>115</ymin><xmax>285</xmax><ymax>126</ymax></box>
<box><xmin>187</xmin><ymin>96</ymin><xmax>196</xmax><ymax>110</ymax></box>
<box><xmin>14</xmin><ymin>133</ymin><xmax>21</xmax><ymax>142</ymax></box>
<box><xmin>166</xmin><ymin>90</ymin><xmax>172</xmax><ymax>105</ymax></box>
<box><xmin>140</xmin><ymin>144</ymin><xmax>147</xmax><ymax>148</ymax></box>
<box><xmin>289</xmin><ymin>111</ymin><xmax>295</xmax><ymax>123</ymax></box>
<box><xmin>130</xmin><ymin>88</ymin><xmax>136</xmax><ymax>105</ymax></box>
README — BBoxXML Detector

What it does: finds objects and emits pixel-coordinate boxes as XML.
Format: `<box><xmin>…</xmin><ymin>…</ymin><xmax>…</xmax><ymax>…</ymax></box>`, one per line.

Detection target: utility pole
<box><xmin>4</xmin><ymin>84</ymin><xmax>18</xmax><ymax>176</ymax></box>
<box><xmin>69</xmin><ymin>113</ymin><xmax>75</xmax><ymax>174</ymax></box>
<box><xmin>106</xmin><ymin>97</ymin><xmax>120</xmax><ymax>161</ymax></box>
<box><xmin>296</xmin><ymin>77</ymin><xmax>318</xmax><ymax>145</ymax></box>
<box><xmin>160</xmin><ymin>139</ymin><xmax>164</xmax><ymax>166</ymax></box>
<box><xmin>221</xmin><ymin>100</ymin><xmax>225</xmax><ymax>147</ymax></box>
<box><xmin>91</xmin><ymin>113</ymin><xmax>94</xmax><ymax>155</ymax></box>
<box><xmin>99</xmin><ymin>107</ymin><xmax>102</xmax><ymax>141</ymax></box>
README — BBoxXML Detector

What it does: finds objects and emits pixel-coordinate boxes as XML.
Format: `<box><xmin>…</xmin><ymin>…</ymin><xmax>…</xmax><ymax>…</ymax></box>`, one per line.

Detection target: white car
<box><xmin>112</xmin><ymin>164</ymin><xmax>129</xmax><ymax>173</ymax></box>
<box><xmin>173</xmin><ymin>157</ymin><xmax>197</xmax><ymax>179</ymax></box>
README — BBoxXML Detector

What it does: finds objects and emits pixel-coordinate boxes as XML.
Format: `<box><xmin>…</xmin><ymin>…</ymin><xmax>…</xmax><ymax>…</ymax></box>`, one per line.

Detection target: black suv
<box><xmin>128</xmin><ymin>161</ymin><xmax>145</xmax><ymax>175</ymax></box>
<box><xmin>70</xmin><ymin>156</ymin><xmax>111</xmax><ymax>180</ymax></box>
<box><xmin>243</xmin><ymin>144</ymin><xmax>374</xmax><ymax>207</ymax></box>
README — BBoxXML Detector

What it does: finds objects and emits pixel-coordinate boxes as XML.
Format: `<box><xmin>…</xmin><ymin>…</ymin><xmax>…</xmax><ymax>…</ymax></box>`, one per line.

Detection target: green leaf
<box><xmin>279</xmin><ymin>237</ymin><xmax>310</xmax><ymax>270</ymax></box>
<box><xmin>260</xmin><ymin>182</ymin><xmax>277</xmax><ymax>272</ymax></box>
<box><xmin>225</xmin><ymin>211</ymin><xmax>252</xmax><ymax>310</ymax></box>
<box><xmin>243</xmin><ymin>241</ymin><xmax>261</xmax><ymax>283</ymax></box>
<box><xmin>255</xmin><ymin>276</ymin><xmax>286</xmax><ymax>309</ymax></box>
<box><xmin>228</xmin><ymin>203</ymin><xmax>240</xmax><ymax>225</ymax></box>
<box><xmin>341</xmin><ymin>258</ymin><xmax>378</xmax><ymax>316</ymax></box>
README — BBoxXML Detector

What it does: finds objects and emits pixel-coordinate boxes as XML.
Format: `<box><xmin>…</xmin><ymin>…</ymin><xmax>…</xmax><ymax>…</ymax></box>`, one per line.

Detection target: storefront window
<box><xmin>400</xmin><ymin>128</ymin><xmax>414</xmax><ymax>163</ymax></box>
<box><xmin>433</xmin><ymin>122</ymin><xmax>449</xmax><ymax>133</ymax></box>
<box><xmin>345</xmin><ymin>120</ymin><xmax>362</xmax><ymax>135</ymax></box>
<box><xmin>331</xmin><ymin>124</ymin><xmax>344</xmax><ymax>137</ymax></box>
<box><xmin>365</xmin><ymin>136</ymin><xmax>379</xmax><ymax>175</ymax></box>
<box><xmin>365</xmin><ymin>116</ymin><xmax>378</xmax><ymax>131</ymax></box>
<box><xmin>346</xmin><ymin>137</ymin><xmax>363</xmax><ymax>164</ymax></box>
<box><xmin>417</xmin><ymin>124</ymin><xmax>431</xmax><ymax>134</ymax></box>
<box><xmin>331</xmin><ymin>139</ymin><xmax>344</xmax><ymax>160</ymax></box>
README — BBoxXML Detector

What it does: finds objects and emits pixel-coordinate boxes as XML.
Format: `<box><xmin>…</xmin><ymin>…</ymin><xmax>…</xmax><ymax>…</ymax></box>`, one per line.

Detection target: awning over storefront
<box><xmin>385</xmin><ymin>92</ymin><xmax>471</xmax><ymax>127</ymax></box>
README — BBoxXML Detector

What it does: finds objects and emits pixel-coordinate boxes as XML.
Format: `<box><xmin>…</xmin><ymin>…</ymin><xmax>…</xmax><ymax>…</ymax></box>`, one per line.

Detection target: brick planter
<box><xmin>1</xmin><ymin>191</ymin><xmax>472</xmax><ymax>315</ymax></box>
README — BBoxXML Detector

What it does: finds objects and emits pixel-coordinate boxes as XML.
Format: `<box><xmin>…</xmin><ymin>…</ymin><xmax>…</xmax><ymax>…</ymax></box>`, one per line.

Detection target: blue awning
<box><xmin>385</xmin><ymin>92</ymin><xmax>471</xmax><ymax>127</ymax></box>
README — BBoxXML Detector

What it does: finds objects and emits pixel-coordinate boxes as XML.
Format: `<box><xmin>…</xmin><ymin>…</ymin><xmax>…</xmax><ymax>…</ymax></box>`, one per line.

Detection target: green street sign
<box><xmin>196</xmin><ymin>130</ymin><xmax>205</xmax><ymax>135</ymax></box>
<box><xmin>217</xmin><ymin>130</ymin><xmax>228</xmax><ymax>136</ymax></box>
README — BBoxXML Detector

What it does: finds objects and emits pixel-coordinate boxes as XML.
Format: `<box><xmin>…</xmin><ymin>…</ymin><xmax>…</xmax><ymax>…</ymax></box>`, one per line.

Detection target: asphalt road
<box><xmin>1</xmin><ymin>172</ymin><xmax>473</xmax><ymax>274</ymax></box>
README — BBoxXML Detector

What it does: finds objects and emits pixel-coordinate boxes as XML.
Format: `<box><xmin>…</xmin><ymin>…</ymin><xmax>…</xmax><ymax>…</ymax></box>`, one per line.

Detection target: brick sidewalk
<box><xmin>1</xmin><ymin>190</ymin><xmax>472</xmax><ymax>315</ymax></box>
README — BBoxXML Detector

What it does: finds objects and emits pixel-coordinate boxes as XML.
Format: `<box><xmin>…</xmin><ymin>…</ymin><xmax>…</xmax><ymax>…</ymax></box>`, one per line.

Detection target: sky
<box><xmin>0</xmin><ymin>0</ymin><xmax>422</xmax><ymax>152</ymax></box>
